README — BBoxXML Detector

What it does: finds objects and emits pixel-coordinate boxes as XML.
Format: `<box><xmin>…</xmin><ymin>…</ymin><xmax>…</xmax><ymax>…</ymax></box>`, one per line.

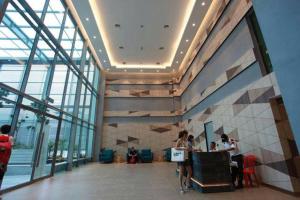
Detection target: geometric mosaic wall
<box><xmin>102</xmin><ymin>122</ymin><xmax>180</xmax><ymax>162</ymax></box>
<box><xmin>175</xmin><ymin>0</ymin><xmax>252</xmax><ymax>97</ymax></box>
<box><xmin>182</xmin><ymin>73</ymin><xmax>300</xmax><ymax>192</ymax></box>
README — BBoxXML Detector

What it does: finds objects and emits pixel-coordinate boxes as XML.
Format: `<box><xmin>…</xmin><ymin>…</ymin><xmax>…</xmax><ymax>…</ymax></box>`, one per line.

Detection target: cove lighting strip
<box><xmin>89</xmin><ymin>0</ymin><xmax>196</xmax><ymax>69</ymax></box>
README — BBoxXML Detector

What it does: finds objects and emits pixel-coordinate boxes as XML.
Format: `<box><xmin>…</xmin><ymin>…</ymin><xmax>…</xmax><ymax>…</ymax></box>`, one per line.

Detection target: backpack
<box><xmin>0</xmin><ymin>135</ymin><xmax>12</xmax><ymax>171</ymax></box>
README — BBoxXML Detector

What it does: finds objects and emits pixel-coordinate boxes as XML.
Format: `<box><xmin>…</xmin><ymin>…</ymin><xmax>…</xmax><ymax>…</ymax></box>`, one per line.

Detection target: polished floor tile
<box><xmin>1</xmin><ymin>163</ymin><xmax>298</xmax><ymax>200</ymax></box>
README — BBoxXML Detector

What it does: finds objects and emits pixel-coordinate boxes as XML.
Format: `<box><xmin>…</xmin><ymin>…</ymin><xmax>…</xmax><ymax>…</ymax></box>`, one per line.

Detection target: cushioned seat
<box><xmin>139</xmin><ymin>149</ymin><xmax>153</xmax><ymax>163</ymax></box>
<box><xmin>163</xmin><ymin>148</ymin><xmax>171</xmax><ymax>162</ymax></box>
<box><xmin>99</xmin><ymin>149</ymin><xmax>114</xmax><ymax>163</ymax></box>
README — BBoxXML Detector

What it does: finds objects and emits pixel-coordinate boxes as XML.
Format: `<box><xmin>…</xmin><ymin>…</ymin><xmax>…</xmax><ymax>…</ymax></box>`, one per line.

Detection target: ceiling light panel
<box><xmin>89</xmin><ymin>0</ymin><xmax>196</xmax><ymax>69</ymax></box>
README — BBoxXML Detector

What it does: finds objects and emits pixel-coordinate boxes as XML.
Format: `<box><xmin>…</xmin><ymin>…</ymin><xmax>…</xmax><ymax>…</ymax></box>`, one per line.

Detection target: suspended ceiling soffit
<box><xmin>68</xmin><ymin>0</ymin><xmax>212</xmax><ymax>76</ymax></box>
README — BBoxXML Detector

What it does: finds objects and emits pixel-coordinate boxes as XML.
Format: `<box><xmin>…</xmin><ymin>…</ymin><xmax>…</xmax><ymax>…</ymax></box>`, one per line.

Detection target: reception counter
<box><xmin>191</xmin><ymin>151</ymin><xmax>233</xmax><ymax>193</ymax></box>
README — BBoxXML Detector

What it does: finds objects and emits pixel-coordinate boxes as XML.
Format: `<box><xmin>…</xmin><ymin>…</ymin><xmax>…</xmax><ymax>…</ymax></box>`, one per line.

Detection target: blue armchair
<box><xmin>163</xmin><ymin>148</ymin><xmax>171</xmax><ymax>162</ymax></box>
<box><xmin>99</xmin><ymin>149</ymin><xmax>114</xmax><ymax>163</ymax></box>
<box><xmin>139</xmin><ymin>149</ymin><xmax>153</xmax><ymax>163</ymax></box>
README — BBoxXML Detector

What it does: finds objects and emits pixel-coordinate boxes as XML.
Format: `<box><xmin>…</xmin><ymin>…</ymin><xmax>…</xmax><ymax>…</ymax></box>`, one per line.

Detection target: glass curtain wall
<box><xmin>0</xmin><ymin>0</ymin><xmax>100</xmax><ymax>190</ymax></box>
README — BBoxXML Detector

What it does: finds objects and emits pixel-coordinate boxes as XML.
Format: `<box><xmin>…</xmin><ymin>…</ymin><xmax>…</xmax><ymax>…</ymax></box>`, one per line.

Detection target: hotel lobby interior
<box><xmin>0</xmin><ymin>0</ymin><xmax>299</xmax><ymax>199</ymax></box>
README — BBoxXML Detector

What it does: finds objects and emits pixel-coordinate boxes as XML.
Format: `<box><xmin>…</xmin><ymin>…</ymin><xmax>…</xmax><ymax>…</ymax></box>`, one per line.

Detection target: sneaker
<box><xmin>180</xmin><ymin>188</ymin><xmax>185</xmax><ymax>194</ymax></box>
<box><xmin>185</xmin><ymin>185</ymin><xmax>193</xmax><ymax>191</ymax></box>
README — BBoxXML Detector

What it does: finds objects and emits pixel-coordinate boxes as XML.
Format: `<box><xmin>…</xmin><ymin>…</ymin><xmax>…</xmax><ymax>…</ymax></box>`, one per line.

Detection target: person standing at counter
<box><xmin>220</xmin><ymin>134</ymin><xmax>243</xmax><ymax>189</ymax></box>
<box><xmin>176</xmin><ymin>130</ymin><xmax>192</xmax><ymax>194</ymax></box>
<box><xmin>187</xmin><ymin>135</ymin><xmax>195</xmax><ymax>164</ymax></box>
<box><xmin>186</xmin><ymin>135</ymin><xmax>195</xmax><ymax>189</ymax></box>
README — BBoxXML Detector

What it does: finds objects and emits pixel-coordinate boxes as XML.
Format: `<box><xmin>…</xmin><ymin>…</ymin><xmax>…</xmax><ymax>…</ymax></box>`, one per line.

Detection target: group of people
<box><xmin>175</xmin><ymin>130</ymin><xmax>197</xmax><ymax>194</ymax></box>
<box><xmin>175</xmin><ymin>130</ymin><xmax>243</xmax><ymax>194</ymax></box>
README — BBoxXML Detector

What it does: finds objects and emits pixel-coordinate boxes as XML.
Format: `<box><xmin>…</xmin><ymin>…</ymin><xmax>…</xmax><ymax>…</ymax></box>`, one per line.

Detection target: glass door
<box><xmin>32</xmin><ymin>115</ymin><xmax>59</xmax><ymax>179</ymax></box>
<box><xmin>2</xmin><ymin>108</ymin><xmax>43</xmax><ymax>189</ymax></box>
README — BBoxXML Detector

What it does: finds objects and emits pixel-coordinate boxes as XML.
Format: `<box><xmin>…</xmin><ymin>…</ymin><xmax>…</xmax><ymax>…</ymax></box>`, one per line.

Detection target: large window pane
<box><xmin>93</xmin><ymin>67</ymin><xmax>100</xmax><ymax>91</ymax></box>
<box><xmin>73</xmin><ymin>122</ymin><xmax>81</xmax><ymax>162</ymax></box>
<box><xmin>87</xmin><ymin>128</ymin><xmax>94</xmax><ymax>159</ymax></box>
<box><xmin>56</xmin><ymin>115</ymin><xmax>72</xmax><ymax>165</ymax></box>
<box><xmin>72</xmin><ymin>30</ymin><xmax>83</xmax><ymax>64</ymax></box>
<box><xmin>61</xmin><ymin>13</ymin><xmax>75</xmax><ymax>57</ymax></box>
<box><xmin>44</xmin><ymin>0</ymin><xmax>65</xmax><ymax>39</ymax></box>
<box><xmin>0</xmin><ymin>88</ymin><xmax>15</xmax><ymax>127</ymax></box>
<box><xmin>79</xmin><ymin>123</ymin><xmax>88</xmax><ymax>159</ymax></box>
<box><xmin>83</xmin><ymin>89</ymin><xmax>91</xmax><ymax>122</ymax></box>
<box><xmin>49</xmin><ymin>63</ymin><xmax>68</xmax><ymax>107</ymax></box>
<box><xmin>90</xmin><ymin>94</ymin><xmax>97</xmax><ymax>125</ymax></box>
<box><xmin>25</xmin><ymin>63</ymin><xmax>48</xmax><ymax>99</ymax></box>
<box><xmin>0</xmin><ymin>4</ymin><xmax>36</xmax><ymax>90</ymax></box>
<box><xmin>25</xmin><ymin>36</ymin><xmax>56</xmax><ymax>100</ymax></box>
<box><xmin>88</xmin><ymin>59</ymin><xmax>95</xmax><ymax>84</ymax></box>
<box><xmin>83</xmin><ymin>50</ymin><xmax>90</xmax><ymax>78</ymax></box>
<box><xmin>77</xmin><ymin>84</ymin><xmax>86</xmax><ymax>119</ymax></box>
<box><xmin>25</xmin><ymin>0</ymin><xmax>46</xmax><ymax>18</ymax></box>
<box><xmin>64</xmin><ymin>71</ymin><xmax>78</xmax><ymax>114</ymax></box>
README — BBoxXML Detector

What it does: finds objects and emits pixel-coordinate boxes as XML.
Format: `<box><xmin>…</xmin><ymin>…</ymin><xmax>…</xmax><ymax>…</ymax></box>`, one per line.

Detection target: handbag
<box><xmin>171</xmin><ymin>148</ymin><xmax>185</xmax><ymax>162</ymax></box>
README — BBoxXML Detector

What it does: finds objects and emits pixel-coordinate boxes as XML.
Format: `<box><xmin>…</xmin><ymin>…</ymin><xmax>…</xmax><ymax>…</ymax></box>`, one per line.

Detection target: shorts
<box><xmin>178</xmin><ymin>159</ymin><xmax>190</xmax><ymax>167</ymax></box>
<box><xmin>0</xmin><ymin>166</ymin><xmax>6</xmax><ymax>180</ymax></box>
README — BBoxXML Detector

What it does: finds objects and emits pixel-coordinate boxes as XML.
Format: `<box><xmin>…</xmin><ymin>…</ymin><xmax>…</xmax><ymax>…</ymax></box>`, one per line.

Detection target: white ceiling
<box><xmin>69</xmin><ymin>0</ymin><xmax>212</xmax><ymax>74</ymax></box>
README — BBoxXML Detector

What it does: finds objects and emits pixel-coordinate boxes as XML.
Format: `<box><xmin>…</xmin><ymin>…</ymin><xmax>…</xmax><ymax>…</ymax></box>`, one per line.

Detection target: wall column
<box><xmin>93</xmin><ymin>73</ymin><xmax>106</xmax><ymax>162</ymax></box>
<box><xmin>252</xmin><ymin>0</ymin><xmax>300</xmax><ymax>151</ymax></box>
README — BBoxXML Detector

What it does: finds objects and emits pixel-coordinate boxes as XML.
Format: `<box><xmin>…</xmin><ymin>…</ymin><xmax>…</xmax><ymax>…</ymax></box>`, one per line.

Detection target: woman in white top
<box><xmin>175</xmin><ymin>130</ymin><xmax>192</xmax><ymax>194</ymax></box>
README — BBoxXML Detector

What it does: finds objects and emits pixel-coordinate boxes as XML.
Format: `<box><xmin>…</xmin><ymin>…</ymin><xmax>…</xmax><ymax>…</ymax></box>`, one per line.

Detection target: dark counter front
<box><xmin>191</xmin><ymin>151</ymin><xmax>233</xmax><ymax>193</ymax></box>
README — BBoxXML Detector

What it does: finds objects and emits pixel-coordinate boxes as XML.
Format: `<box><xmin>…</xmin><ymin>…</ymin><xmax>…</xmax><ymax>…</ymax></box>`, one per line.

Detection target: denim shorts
<box><xmin>178</xmin><ymin>159</ymin><xmax>190</xmax><ymax>167</ymax></box>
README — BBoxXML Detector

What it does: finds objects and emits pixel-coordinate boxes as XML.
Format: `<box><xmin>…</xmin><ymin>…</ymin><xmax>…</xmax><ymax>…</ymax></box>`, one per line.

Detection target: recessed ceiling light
<box><xmin>192</xmin><ymin>23</ymin><xmax>196</xmax><ymax>27</ymax></box>
<box><xmin>201</xmin><ymin>1</ymin><xmax>206</xmax><ymax>6</ymax></box>
<box><xmin>186</xmin><ymin>39</ymin><xmax>189</xmax><ymax>43</ymax></box>
<box><xmin>176</xmin><ymin>61</ymin><xmax>179</xmax><ymax>64</ymax></box>
<box><xmin>93</xmin><ymin>35</ymin><xmax>96</xmax><ymax>39</ymax></box>
<box><xmin>180</xmin><ymin>51</ymin><xmax>183</xmax><ymax>54</ymax></box>
<box><xmin>85</xmin><ymin>17</ymin><xmax>89</xmax><ymax>21</ymax></box>
<box><xmin>115</xmin><ymin>24</ymin><xmax>121</xmax><ymax>28</ymax></box>
<box><xmin>164</xmin><ymin>25</ymin><xmax>169</xmax><ymax>28</ymax></box>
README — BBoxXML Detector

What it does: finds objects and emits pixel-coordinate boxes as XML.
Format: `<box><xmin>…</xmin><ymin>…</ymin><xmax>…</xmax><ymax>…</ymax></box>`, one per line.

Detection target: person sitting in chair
<box><xmin>128</xmin><ymin>146</ymin><xmax>138</xmax><ymax>164</ymax></box>
<box><xmin>209</xmin><ymin>141</ymin><xmax>219</xmax><ymax>152</ymax></box>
